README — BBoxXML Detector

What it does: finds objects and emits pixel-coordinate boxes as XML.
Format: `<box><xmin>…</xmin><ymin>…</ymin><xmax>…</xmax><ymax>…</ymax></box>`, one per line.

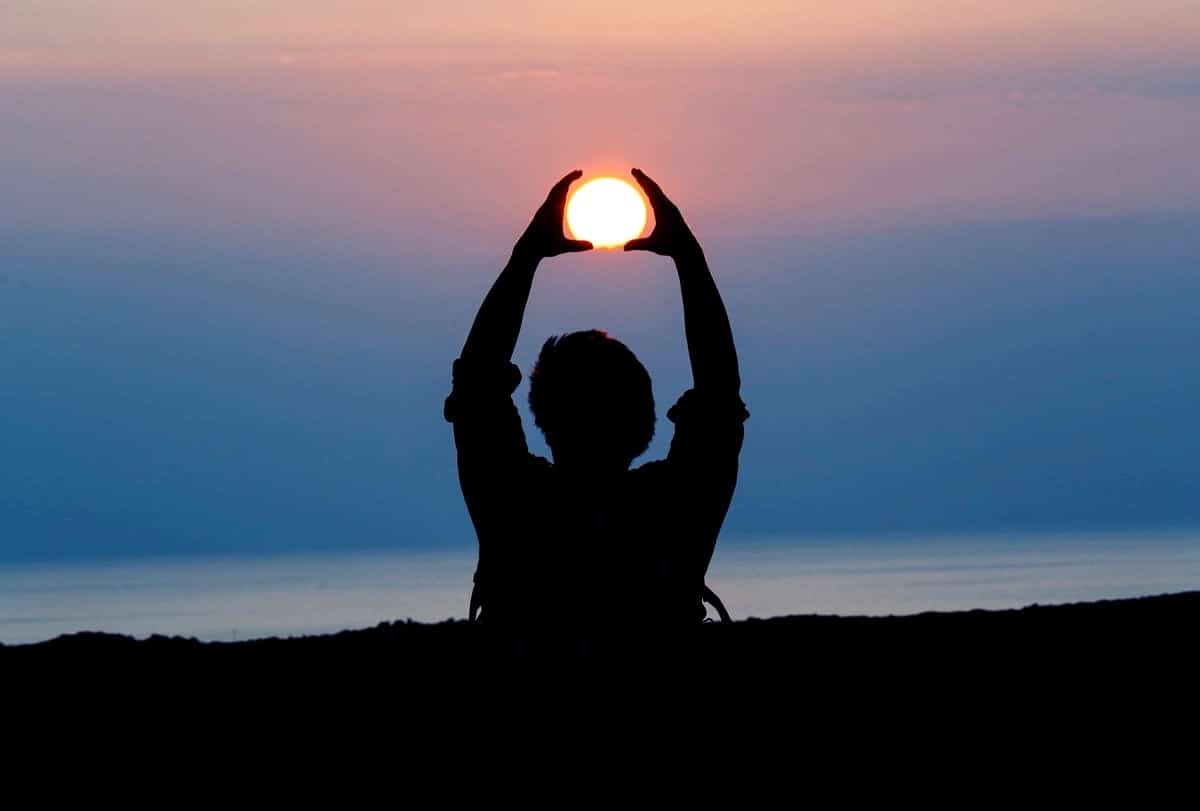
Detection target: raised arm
<box><xmin>624</xmin><ymin>168</ymin><xmax>740</xmax><ymax>395</ymax></box>
<box><xmin>449</xmin><ymin>172</ymin><xmax>592</xmax><ymax>622</ymax></box>
<box><xmin>460</xmin><ymin>170</ymin><xmax>592</xmax><ymax>365</ymax></box>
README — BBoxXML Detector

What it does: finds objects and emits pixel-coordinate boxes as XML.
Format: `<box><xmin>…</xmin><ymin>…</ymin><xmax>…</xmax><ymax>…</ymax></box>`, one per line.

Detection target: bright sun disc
<box><xmin>566</xmin><ymin>177</ymin><xmax>648</xmax><ymax>249</ymax></box>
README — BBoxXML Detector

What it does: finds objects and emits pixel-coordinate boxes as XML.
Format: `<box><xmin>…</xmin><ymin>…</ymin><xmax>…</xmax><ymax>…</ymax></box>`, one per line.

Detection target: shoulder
<box><xmin>630</xmin><ymin>458</ymin><xmax>669</xmax><ymax>480</ymax></box>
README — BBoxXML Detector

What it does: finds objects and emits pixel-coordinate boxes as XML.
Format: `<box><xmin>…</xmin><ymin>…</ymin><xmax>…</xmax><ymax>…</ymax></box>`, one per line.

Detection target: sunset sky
<box><xmin>2</xmin><ymin>2</ymin><xmax>1199</xmax><ymax>562</ymax></box>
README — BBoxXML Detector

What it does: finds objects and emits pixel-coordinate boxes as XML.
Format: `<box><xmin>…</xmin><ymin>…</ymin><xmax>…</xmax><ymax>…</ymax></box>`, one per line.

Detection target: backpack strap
<box><xmin>468</xmin><ymin>583</ymin><xmax>482</xmax><ymax>622</ymax></box>
<box><xmin>701</xmin><ymin>582</ymin><xmax>732</xmax><ymax>623</ymax></box>
<box><xmin>469</xmin><ymin>580</ymin><xmax>731</xmax><ymax>623</ymax></box>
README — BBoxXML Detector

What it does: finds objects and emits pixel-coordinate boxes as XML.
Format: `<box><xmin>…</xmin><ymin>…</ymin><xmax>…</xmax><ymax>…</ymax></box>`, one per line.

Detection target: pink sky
<box><xmin>3</xmin><ymin>2</ymin><xmax>1199</xmax><ymax>252</ymax></box>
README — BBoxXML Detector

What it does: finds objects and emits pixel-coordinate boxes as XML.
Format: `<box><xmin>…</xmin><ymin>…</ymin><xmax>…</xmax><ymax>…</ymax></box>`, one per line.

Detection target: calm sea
<box><xmin>1</xmin><ymin>530</ymin><xmax>1197</xmax><ymax>645</ymax></box>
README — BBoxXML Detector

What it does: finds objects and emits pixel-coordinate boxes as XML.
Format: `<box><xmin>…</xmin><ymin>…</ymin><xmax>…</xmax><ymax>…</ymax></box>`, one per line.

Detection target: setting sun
<box><xmin>566</xmin><ymin>177</ymin><xmax>648</xmax><ymax>249</ymax></box>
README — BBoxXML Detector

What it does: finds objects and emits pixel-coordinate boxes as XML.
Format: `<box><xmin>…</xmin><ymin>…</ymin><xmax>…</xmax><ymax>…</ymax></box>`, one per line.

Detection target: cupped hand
<box><xmin>514</xmin><ymin>170</ymin><xmax>594</xmax><ymax>260</ymax></box>
<box><xmin>623</xmin><ymin>168</ymin><xmax>701</xmax><ymax>258</ymax></box>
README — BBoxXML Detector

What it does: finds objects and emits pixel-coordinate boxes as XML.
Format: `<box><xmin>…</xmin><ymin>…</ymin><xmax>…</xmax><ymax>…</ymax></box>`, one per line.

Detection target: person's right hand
<box><xmin>514</xmin><ymin>170</ymin><xmax>594</xmax><ymax>260</ymax></box>
<box><xmin>623</xmin><ymin>168</ymin><xmax>702</xmax><ymax>259</ymax></box>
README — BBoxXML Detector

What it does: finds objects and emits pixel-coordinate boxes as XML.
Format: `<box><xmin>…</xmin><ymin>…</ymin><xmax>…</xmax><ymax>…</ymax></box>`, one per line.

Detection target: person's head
<box><xmin>529</xmin><ymin>330</ymin><xmax>655</xmax><ymax>471</ymax></box>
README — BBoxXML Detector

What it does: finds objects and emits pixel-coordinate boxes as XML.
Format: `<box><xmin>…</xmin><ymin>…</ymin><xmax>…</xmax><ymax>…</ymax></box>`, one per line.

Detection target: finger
<box><xmin>548</xmin><ymin>169</ymin><xmax>584</xmax><ymax>203</ymax></box>
<box><xmin>563</xmin><ymin>239</ymin><xmax>593</xmax><ymax>252</ymax></box>
<box><xmin>630</xmin><ymin>168</ymin><xmax>667</xmax><ymax>203</ymax></box>
<box><xmin>623</xmin><ymin>237</ymin><xmax>655</xmax><ymax>252</ymax></box>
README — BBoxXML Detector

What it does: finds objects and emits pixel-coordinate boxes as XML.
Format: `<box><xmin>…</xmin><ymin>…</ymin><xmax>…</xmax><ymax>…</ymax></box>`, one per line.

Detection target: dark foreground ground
<box><xmin>8</xmin><ymin>594</ymin><xmax>1192</xmax><ymax>771</ymax></box>
<box><xmin>5</xmin><ymin>591</ymin><xmax>1195</xmax><ymax>704</ymax></box>
<box><xmin>6</xmin><ymin>597</ymin><xmax>1197</xmax><ymax>770</ymax></box>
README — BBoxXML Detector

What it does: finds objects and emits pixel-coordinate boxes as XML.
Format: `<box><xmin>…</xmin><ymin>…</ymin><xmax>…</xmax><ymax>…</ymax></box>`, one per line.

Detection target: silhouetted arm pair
<box><xmin>459</xmin><ymin>167</ymin><xmax>740</xmax><ymax>395</ymax></box>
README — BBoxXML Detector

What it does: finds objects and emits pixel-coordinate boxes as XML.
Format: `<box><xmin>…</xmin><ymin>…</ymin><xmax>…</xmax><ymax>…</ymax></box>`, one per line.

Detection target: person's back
<box><xmin>445</xmin><ymin>169</ymin><xmax>747</xmax><ymax>631</ymax></box>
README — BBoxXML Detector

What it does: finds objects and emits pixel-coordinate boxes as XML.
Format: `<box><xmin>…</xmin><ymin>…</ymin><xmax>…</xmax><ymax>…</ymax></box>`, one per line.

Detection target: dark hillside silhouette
<box><xmin>5</xmin><ymin>593</ymin><xmax>1195</xmax><ymax>717</ymax></box>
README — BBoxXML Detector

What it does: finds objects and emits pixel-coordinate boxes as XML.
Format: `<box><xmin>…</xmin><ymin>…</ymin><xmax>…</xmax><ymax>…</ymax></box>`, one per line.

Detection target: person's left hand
<box><xmin>623</xmin><ymin>168</ymin><xmax>701</xmax><ymax>260</ymax></box>
<box><xmin>514</xmin><ymin>170</ymin><xmax>594</xmax><ymax>260</ymax></box>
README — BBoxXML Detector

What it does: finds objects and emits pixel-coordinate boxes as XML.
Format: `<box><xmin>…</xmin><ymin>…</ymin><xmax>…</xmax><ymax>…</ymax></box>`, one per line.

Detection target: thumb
<box><xmin>623</xmin><ymin>237</ymin><xmax>656</xmax><ymax>252</ymax></box>
<box><xmin>563</xmin><ymin>239</ymin><xmax>593</xmax><ymax>252</ymax></box>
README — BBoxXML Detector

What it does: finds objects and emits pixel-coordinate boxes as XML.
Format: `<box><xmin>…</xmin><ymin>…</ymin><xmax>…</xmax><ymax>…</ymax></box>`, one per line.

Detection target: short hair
<box><xmin>529</xmin><ymin>330</ymin><xmax>655</xmax><ymax>465</ymax></box>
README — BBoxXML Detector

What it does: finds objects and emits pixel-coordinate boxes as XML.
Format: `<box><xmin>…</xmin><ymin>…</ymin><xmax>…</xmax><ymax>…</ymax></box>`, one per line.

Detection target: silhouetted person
<box><xmin>444</xmin><ymin>169</ymin><xmax>747</xmax><ymax>630</ymax></box>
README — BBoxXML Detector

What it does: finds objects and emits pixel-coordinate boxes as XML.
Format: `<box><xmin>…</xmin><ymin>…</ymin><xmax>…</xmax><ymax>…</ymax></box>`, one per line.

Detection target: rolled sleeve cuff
<box><xmin>666</xmin><ymin>388</ymin><xmax>750</xmax><ymax>426</ymax></box>
<box><xmin>443</xmin><ymin>358</ymin><xmax>523</xmax><ymax>423</ymax></box>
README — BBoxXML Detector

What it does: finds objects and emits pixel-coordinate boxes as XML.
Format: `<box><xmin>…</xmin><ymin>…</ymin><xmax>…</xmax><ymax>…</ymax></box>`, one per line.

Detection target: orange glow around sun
<box><xmin>566</xmin><ymin>177</ymin><xmax>648</xmax><ymax>249</ymax></box>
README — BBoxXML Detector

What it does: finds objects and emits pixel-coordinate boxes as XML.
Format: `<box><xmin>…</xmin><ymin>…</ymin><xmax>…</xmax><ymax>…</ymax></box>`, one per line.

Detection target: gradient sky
<box><xmin>2</xmin><ymin>3</ymin><xmax>1199</xmax><ymax>562</ymax></box>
